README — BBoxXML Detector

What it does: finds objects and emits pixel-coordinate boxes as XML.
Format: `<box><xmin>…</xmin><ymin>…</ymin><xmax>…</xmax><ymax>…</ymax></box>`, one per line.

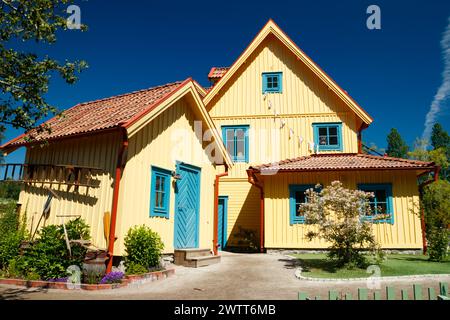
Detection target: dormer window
<box><xmin>312</xmin><ymin>123</ymin><xmax>343</xmax><ymax>151</ymax></box>
<box><xmin>262</xmin><ymin>72</ymin><xmax>282</xmax><ymax>93</ymax></box>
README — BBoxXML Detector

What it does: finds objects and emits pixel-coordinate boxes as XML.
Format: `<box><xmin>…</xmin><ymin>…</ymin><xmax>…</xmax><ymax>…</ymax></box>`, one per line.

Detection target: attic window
<box><xmin>262</xmin><ymin>72</ymin><xmax>282</xmax><ymax>93</ymax></box>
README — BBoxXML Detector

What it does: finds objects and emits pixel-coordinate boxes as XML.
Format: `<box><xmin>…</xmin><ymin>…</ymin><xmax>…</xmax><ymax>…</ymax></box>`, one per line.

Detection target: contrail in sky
<box><xmin>423</xmin><ymin>17</ymin><xmax>450</xmax><ymax>141</ymax></box>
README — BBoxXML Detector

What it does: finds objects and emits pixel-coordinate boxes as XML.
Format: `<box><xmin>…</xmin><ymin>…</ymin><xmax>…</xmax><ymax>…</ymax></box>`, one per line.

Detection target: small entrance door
<box><xmin>174</xmin><ymin>162</ymin><xmax>201</xmax><ymax>249</ymax></box>
<box><xmin>218</xmin><ymin>196</ymin><xmax>228</xmax><ymax>250</ymax></box>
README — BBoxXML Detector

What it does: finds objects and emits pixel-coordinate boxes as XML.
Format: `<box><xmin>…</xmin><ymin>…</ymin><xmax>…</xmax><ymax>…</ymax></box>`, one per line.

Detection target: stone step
<box><xmin>174</xmin><ymin>248</ymin><xmax>212</xmax><ymax>263</ymax></box>
<box><xmin>185</xmin><ymin>255</ymin><xmax>221</xmax><ymax>268</ymax></box>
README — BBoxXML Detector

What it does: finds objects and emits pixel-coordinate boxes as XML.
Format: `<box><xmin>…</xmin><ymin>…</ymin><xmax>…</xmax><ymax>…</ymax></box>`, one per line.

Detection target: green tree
<box><xmin>431</xmin><ymin>123</ymin><xmax>450</xmax><ymax>153</ymax></box>
<box><xmin>386</xmin><ymin>128</ymin><xmax>409</xmax><ymax>158</ymax></box>
<box><xmin>409</xmin><ymin>138</ymin><xmax>449</xmax><ymax>180</ymax></box>
<box><xmin>430</xmin><ymin>124</ymin><xmax>450</xmax><ymax>179</ymax></box>
<box><xmin>0</xmin><ymin>0</ymin><xmax>87</xmax><ymax>135</ymax></box>
<box><xmin>421</xmin><ymin>180</ymin><xmax>450</xmax><ymax>262</ymax></box>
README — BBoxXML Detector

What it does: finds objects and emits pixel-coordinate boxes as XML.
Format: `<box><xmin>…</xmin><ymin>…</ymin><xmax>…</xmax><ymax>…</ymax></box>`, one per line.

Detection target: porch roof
<box><xmin>249</xmin><ymin>153</ymin><xmax>436</xmax><ymax>174</ymax></box>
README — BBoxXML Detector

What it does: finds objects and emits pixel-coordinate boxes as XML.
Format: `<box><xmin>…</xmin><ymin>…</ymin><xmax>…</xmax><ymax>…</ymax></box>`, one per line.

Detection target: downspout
<box><xmin>106</xmin><ymin>128</ymin><xmax>129</xmax><ymax>273</ymax></box>
<box><xmin>417</xmin><ymin>165</ymin><xmax>440</xmax><ymax>255</ymax></box>
<box><xmin>246</xmin><ymin>169</ymin><xmax>264</xmax><ymax>253</ymax></box>
<box><xmin>357</xmin><ymin>123</ymin><xmax>368</xmax><ymax>154</ymax></box>
<box><xmin>213</xmin><ymin>164</ymin><xmax>229</xmax><ymax>256</ymax></box>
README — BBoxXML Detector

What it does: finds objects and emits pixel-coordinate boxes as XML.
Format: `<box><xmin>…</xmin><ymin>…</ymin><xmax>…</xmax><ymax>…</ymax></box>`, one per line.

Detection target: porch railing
<box><xmin>0</xmin><ymin>163</ymin><xmax>103</xmax><ymax>190</ymax></box>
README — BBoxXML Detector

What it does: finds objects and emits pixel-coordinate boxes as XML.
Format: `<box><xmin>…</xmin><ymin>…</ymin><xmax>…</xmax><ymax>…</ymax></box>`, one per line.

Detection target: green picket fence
<box><xmin>298</xmin><ymin>282</ymin><xmax>449</xmax><ymax>300</ymax></box>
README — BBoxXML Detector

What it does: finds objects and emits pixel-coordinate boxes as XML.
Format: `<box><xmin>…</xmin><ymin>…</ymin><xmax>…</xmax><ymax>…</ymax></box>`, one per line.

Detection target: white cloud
<box><xmin>422</xmin><ymin>17</ymin><xmax>450</xmax><ymax>141</ymax></box>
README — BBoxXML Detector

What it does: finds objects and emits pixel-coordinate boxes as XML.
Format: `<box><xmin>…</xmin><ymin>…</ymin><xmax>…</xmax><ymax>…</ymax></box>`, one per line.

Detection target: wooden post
<box><xmin>328</xmin><ymin>291</ymin><xmax>338</xmax><ymax>300</ymax></box>
<box><xmin>386</xmin><ymin>287</ymin><xmax>395</xmax><ymax>300</ymax></box>
<box><xmin>413</xmin><ymin>284</ymin><xmax>423</xmax><ymax>300</ymax></box>
<box><xmin>401</xmin><ymin>289</ymin><xmax>408</xmax><ymax>300</ymax></box>
<box><xmin>373</xmin><ymin>291</ymin><xmax>381</xmax><ymax>300</ymax></box>
<box><xmin>428</xmin><ymin>287</ymin><xmax>436</xmax><ymax>300</ymax></box>
<box><xmin>439</xmin><ymin>282</ymin><xmax>448</xmax><ymax>297</ymax></box>
<box><xmin>358</xmin><ymin>288</ymin><xmax>368</xmax><ymax>300</ymax></box>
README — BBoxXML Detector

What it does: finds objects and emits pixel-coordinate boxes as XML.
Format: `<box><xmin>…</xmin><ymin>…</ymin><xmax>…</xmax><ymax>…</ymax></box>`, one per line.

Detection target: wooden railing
<box><xmin>0</xmin><ymin>163</ymin><xmax>103</xmax><ymax>190</ymax></box>
<box><xmin>298</xmin><ymin>282</ymin><xmax>449</xmax><ymax>300</ymax></box>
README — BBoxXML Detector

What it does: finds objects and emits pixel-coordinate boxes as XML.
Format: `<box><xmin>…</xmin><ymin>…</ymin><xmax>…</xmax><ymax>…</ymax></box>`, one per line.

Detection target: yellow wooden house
<box><xmin>1</xmin><ymin>20</ymin><xmax>437</xmax><ymax>265</ymax></box>
<box><xmin>204</xmin><ymin>20</ymin><xmax>437</xmax><ymax>251</ymax></box>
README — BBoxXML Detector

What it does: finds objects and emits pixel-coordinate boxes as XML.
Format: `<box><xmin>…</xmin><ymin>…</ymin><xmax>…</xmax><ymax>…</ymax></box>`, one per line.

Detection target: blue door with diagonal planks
<box><xmin>174</xmin><ymin>162</ymin><xmax>201</xmax><ymax>248</ymax></box>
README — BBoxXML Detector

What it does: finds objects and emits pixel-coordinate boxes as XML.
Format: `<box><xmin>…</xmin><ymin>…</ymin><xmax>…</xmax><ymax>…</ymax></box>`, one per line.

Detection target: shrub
<box><xmin>23</xmin><ymin>218</ymin><xmax>91</xmax><ymax>280</ymax></box>
<box><xmin>301</xmin><ymin>181</ymin><xmax>383</xmax><ymax>268</ymax></box>
<box><xmin>422</xmin><ymin>180</ymin><xmax>450</xmax><ymax>261</ymax></box>
<box><xmin>427</xmin><ymin>226</ymin><xmax>449</xmax><ymax>262</ymax></box>
<box><xmin>124</xmin><ymin>225</ymin><xmax>164</xmax><ymax>270</ymax></box>
<box><xmin>0</xmin><ymin>201</ymin><xmax>27</xmax><ymax>269</ymax></box>
<box><xmin>125</xmin><ymin>262</ymin><xmax>148</xmax><ymax>275</ymax></box>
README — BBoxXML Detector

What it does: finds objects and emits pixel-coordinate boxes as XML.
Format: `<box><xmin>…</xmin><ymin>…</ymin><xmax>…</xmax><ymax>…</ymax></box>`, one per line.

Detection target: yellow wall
<box><xmin>19</xmin><ymin>131</ymin><xmax>120</xmax><ymax>249</ymax></box>
<box><xmin>207</xmin><ymin>35</ymin><xmax>360</xmax><ymax>244</ymax></box>
<box><xmin>218</xmin><ymin>179</ymin><xmax>260</xmax><ymax>245</ymax></box>
<box><xmin>263</xmin><ymin>170</ymin><xmax>422</xmax><ymax>249</ymax></box>
<box><xmin>115</xmin><ymin>96</ymin><xmax>218</xmax><ymax>255</ymax></box>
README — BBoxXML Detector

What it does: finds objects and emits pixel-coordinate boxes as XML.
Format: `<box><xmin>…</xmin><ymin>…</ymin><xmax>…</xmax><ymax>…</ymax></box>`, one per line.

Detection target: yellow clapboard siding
<box><xmin>218</xmin><ymin>179</ymin><xmax>260</xmax><ymax>246</ymax></box>
<box><xmin>263</xmin><ymin>171</ymin><xmax>422</xmax><ymax>249</ymax></box>
<box><xmin>116</xmin><ymin>97</ymin><xmax>217</xmax><ymax>255</ymax></box>
<box><xmin>19</xmin><ymin>131</ymin><xmax>121</xmax><ymax>249</ymax></box>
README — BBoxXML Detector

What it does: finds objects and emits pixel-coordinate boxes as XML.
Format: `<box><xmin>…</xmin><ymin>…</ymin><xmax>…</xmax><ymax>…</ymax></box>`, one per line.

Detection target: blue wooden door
<box><xmin>174</xmin><ymin>163</ymin><xmax>201</xmax><ymax>249</ymax></box>
<box><xmin>218</xmin><ymin>196</ymin><xmax>228</xmax><ymax>250</ymax></box>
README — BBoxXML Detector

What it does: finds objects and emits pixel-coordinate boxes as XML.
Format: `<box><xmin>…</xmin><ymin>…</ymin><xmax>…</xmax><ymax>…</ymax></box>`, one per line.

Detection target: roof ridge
<box><xmin>76</xmin><ymin>81</ymin><xmax>184</xmax><ymax>108</ymax></box>
<box><xmin>357</xmin><ymin>153</ymin><xmax>434</xmax><ymax>165</ymax></box>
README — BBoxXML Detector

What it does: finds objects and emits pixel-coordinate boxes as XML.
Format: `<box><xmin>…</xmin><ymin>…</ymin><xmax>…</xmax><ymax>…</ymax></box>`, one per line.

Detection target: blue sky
<box><xmin>3</xmin><ymin>0</ymin><xmax>450</xmax><ymax>163</ymax></box>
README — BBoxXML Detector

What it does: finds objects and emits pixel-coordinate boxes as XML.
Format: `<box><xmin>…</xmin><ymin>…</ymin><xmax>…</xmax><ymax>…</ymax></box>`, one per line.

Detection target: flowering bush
<box><xmin>300</xmin><ymin>181</ymin><xmax>383</xmax><ymax>267</ymax></box>
<box><xmin>100</xmin><ymin>271</ymin><xmax>124</xmax><ymax>284</ymax></box>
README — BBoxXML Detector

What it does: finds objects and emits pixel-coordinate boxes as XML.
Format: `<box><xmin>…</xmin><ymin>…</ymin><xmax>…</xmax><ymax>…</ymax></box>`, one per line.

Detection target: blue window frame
<box><xmin>313</xmin><ymin>123</ymin><xmax>343</xmax><ymax>151</ymax></box>
<box><xmin>222</xmin><ymin>125</ymin><xmax>249</xmax><ymax>162</ymax></box>
<box><xmin>289</xmin><ymin>184</ymin><xmax>317</xmax><ymax>225</ymax></box>
<box><xmin>358</xmin><ymin>183</ymin><xmax>394</xmax><ymax>224</ymax></box>
<box><xmin>150</xmin><ymin>166</ymin><xmax>171</xmax><ymax>218</ymax></box>
<box><xmin>262</xmin><ymin>72</ymin><xmax>282</xmax><ymax>93</ymax></box>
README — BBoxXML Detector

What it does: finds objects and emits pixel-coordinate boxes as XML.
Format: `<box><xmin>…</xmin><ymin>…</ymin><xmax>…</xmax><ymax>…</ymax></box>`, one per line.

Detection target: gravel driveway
<box><xmin>0</xmin><ymin>252</ymin><xmax>449</xmax><ymax>300</ymax></box>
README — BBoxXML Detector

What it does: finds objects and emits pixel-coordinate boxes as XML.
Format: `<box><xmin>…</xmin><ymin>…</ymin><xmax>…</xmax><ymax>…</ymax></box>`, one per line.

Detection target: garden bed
<box><xmin>0</xmin><ymin>268</ymin><xmax>175</xmax><ymax>290</ymax></box>
<box><xmin>291</xmin><ymin>254</ymin><xmax>450</xmax><ymax>279</ymax></box>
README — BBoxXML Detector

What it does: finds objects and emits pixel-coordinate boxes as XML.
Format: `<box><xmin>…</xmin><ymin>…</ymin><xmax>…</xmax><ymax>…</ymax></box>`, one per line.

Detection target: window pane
<box><xmin>226</xmin><ymin>129</ymin><xmax>234</xmax><ymax>141</ymax></box>
<box><xmin>295</xmin><ymin>191</ymin><xmax>307</xmax><ymax>217</ymax></box>
<box><xmin>329</xmin><ymin>127</ymin><xmax>338</xmax><ymax>136</ymax></box>
<box><xmin>319</xmin><ymin>136</ymin><xmax>328</xmax><ymax>145</ymax></box>
<box><xmin>236</xmin><ymin>140</ymin><xmax>245</xmax><ymax>159</ymax></box>
<box><xmin>318</xmin><ymin>127</ymin><xmax>328</xmax><ymax>136</ymax></box>
<box><xmin>272</xmin><ymin>77</ymin><xmax>278</xmax><ymax>87</ymax></box>
<box><xmin>226</xmin><ymin>140</ymin><xmax>235</xmax><ymax>156</ymax></box>
<box><xmin>236</xmin><ymin>129</ymin><xmax>245</xmax><ymax>140</ymax></box>
<box><xmin>375</xmin><ymin>190</ymin><xmax>387</xmax><ymax>202</ymax></box>
<box><xmin>155</xmin><ymin>176</ymin><xmax>161</xmax><ymax>191</ymax></box>
<box><xmin>155</xmin><ymin>191</ymin><xmax>161</xmax><ymax>208</ymax></box>
<box><xmin>368</xmin><ymin>203</ymin><xmax>376</xmax><ymax>215</ymax></box>
<box><xmin>329</xmin><ymin>136</ymin><xmax>338</xmax><ymax>145</ymax></box>
<box><xmin>159</xmin><ymin>176</ymin><xmax>165</xmax><ymax>192</ymax></box>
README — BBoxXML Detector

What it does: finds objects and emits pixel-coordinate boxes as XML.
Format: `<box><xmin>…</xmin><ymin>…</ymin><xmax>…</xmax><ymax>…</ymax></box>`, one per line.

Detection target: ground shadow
<box><xmin>0</xmin><ymin>287</ymin><xmax>48</xmax><ymax>300</ymax></box>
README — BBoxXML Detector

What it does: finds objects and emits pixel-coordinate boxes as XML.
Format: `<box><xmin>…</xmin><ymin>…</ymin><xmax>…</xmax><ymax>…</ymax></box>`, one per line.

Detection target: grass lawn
<box><xmin>292</xmin><ymin>254</ymin><xmax>450</xmax><ymax>279</ymax></box>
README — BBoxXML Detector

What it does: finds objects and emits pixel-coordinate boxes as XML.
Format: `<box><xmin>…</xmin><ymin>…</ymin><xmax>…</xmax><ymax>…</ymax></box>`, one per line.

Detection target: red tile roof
<box><xmin>2</xmin><ymin>81</ymin><xmax>187</xmax><ymax>148</ymax></box>
<box><xmin>250</xmin><ymin>153</ymin><xmax>435</xmax><ymax>173</ymax></box>
<box><xmin>208</xmin><ymin>67</ymin><xmax>230</xmax><ymax>80</ymax></box>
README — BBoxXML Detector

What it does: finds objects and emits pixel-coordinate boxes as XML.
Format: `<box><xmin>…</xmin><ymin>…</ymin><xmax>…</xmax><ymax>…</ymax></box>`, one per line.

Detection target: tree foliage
<box><xmin>300</xmin><ymin>181</ymin><xmax>383</xmax><ymax>267</ymax></box>
<box><xmin>431</xmin><ymin>123</ymin><xmax>450</xmax><ymax>155</ymax></box>
<box><xmin>421</xmin><ymin>180</ymin><xmax>450</xmax><ymax>262</ymax></box>
<box><xmin>0</xmin><ymin>0</ymin><xmax>87</xmax><ymax>134</ymax></box>
<box><xmin>386</xmin><ymin>128</ymin><xmax>409</xmax><ymax>158</ymax></box>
